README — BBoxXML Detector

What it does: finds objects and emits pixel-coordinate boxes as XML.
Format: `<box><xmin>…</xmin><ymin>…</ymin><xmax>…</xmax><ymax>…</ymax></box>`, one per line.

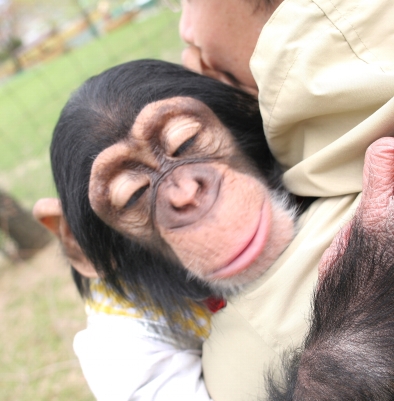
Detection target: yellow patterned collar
<box><xmin>85</xmin><ymin>279</ymin><xmax>211</xmax><ymax>344</ymax></box>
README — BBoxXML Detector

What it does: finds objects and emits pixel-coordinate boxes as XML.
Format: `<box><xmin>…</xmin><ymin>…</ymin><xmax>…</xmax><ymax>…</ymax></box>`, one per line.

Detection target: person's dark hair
<box><xmin>266</xmin><ymin>217</ymin><xmax>394</xmax><ymax>400</ymax></box>
<box><xmin>51</xmin><ymin>59</ymin><xmax>276</xmax><ymax>331</ymax></box>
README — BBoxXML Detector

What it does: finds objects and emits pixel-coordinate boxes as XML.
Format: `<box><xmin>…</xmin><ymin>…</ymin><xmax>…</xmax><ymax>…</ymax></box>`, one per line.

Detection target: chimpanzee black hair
<box><xmin>51</xmin><ymin>59</ymin><xmax>280</xmax><ymax>331</ymax></box>
<box><xmin>266</xmin><ymin>216</ymin><xmax>394</xmax><ymax>400</ymax></box>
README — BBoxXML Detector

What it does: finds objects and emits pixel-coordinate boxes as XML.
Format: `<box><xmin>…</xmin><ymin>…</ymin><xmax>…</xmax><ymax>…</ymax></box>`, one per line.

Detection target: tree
<box><xmin>0</xmin><ymin>190</ymin><xmax>52</xmax><ymax>259</ymax></box>
<box><xmin>0</xmin><ymin>0</ymin><xmax>23</xmax><ymax>72</ymax></box>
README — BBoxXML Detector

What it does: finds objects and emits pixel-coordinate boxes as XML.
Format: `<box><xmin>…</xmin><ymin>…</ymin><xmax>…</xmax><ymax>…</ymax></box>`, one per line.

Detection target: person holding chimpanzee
<box><xmin>35</xmin><ymin>59</ymin><xmax>394</xmax><ymax>401</ymax></box>
<box><xmin>35</xmin><ymin>60</ymin><xmax>290</xmax><ymax>400</ymax></box>
<box><xmin>33</xmin><ymin>0</ymin><xmax>394</xmax><ymax>399</ymax></box>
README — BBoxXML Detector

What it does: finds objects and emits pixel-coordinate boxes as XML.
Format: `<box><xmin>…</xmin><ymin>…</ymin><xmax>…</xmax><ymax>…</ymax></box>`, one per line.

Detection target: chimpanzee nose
<box><xmin>155</xmin><ymin>164</ymin><xmax>221</xmax><ymax>229</ymax></box>
<box><xmin>166</xmin><ymin>177</ymin><xmax>201</xmax><ymax>209</ymax></box>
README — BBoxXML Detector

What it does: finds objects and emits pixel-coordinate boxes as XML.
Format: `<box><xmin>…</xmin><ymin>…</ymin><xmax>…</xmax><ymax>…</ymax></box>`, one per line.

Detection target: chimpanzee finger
<box><xmin>318</xmin><ymin>137</ymin><xmax>394</xmax><ymax>279</ymax></box>
<box><xmin>359</xmin><ymin>136</ymin><xmax>394</xmax><ymax>231</ymax></box>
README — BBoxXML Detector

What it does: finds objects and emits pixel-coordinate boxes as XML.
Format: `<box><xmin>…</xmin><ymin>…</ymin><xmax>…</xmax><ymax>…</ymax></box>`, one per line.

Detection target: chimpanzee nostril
<box><xmin>155</xmin><ymin>163</ymin><xmax>221</xmax><ymax>229</ymax></box>
<box><xmin>172</xmin><ymin>203</ymin><xmax>196</xmax><ymax>212</ymax></box>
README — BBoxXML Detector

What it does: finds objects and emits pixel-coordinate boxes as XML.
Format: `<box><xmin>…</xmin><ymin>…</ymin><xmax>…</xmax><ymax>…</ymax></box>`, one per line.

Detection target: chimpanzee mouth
<box><xmin>207</xmin><ymin>200</ymin><xmax>271</xmax><ymax>280</ymax></box>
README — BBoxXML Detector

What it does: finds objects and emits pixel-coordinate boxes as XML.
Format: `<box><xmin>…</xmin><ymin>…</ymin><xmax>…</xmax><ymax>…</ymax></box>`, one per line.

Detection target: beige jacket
<box><xmin>202</xmin><ymin>1</ymin><xmax>394</xmax><ymax>400</ymax></box>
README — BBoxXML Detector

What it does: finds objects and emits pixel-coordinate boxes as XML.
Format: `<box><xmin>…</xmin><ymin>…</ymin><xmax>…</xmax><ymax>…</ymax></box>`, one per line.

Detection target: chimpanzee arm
<box><xmin>266</xmin><ymin>137</ymin><xmax>394</xmax><ymax>401</ymax></box>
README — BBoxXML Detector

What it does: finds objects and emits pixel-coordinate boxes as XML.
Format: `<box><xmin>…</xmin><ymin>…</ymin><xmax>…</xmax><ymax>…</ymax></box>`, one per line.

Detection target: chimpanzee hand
<box><xmin>359</xmin><ymin>137</ymin><xmax>394</xmax><ymax>231</ymax></box>
<box><xmin>319</xmin><ymin>137</ymin><xmax>394</xmax><ymax>278</ymax></box>
<box><xmin>267</xmin><ymin>137</ymin><xmax>394</xmax><ymax>401</ymax></box>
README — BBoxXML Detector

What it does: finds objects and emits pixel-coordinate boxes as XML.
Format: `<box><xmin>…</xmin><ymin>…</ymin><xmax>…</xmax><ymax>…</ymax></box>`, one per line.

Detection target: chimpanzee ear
<box><xmin>33</xmin><ymin>198</ymin><xmax>98</xmax><ymax>278</ymax></box>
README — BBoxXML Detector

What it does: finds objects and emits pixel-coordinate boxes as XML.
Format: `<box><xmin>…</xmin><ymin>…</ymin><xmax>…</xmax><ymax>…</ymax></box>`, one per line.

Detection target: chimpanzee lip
<box><xmin>207</xmin><ymin>200</ymin><xmax>271</xmax><ymax>280</ymax></box>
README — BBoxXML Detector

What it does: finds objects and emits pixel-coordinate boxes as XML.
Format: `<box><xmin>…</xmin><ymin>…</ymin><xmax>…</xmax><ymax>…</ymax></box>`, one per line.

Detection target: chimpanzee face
<box><xmin>89</xmin><ymin>97</ymin><xmax>294</xmax><ymax>288</ymax></box>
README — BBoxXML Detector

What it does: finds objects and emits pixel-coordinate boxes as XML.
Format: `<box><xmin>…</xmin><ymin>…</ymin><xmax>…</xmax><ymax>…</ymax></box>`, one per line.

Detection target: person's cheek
<box><xmin>182</xmin><ymin>45</ymin><xmax>204</xmax><ymax>74</ymax></box>
<box><xmin>182</xmin><ymin>45</ymin><xmax>245</xmax><ymax>90</ymax></box>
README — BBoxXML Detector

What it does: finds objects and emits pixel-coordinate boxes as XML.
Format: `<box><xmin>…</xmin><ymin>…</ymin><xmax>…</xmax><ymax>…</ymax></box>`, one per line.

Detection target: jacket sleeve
<box><xmin>73</xmin><ymin>314</ymin><xmax>212</xmax><ymax>401</ymax></box>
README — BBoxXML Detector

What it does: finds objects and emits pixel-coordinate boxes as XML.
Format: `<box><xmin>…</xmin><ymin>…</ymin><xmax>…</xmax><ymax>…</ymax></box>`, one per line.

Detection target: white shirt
<box><xmin>74</xmin><ymin>313</ymin><xmax>213</xmax><ymax>401</ymax></box>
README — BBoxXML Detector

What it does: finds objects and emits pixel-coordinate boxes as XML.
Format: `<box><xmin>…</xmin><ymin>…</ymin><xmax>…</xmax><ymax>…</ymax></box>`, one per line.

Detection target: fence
<box><xmin>0</xmin><ymin>3</ymin><xmax>183</xmax><ymax>209</ymax></box>
<box><xmin>0</xmin><ymin>3</ymin><xmax>183</xmax><ymax>400</ymax></box>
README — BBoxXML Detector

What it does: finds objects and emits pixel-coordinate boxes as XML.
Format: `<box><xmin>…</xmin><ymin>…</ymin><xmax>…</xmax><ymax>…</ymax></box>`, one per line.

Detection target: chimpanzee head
<box><xmin>49</xmin><ymin>59</ymin><xmax>294</xmax><ymax>327</ymax></box>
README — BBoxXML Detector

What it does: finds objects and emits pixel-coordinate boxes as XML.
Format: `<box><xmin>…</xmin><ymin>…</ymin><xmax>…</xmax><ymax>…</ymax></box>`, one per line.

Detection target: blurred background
<box><xmin>0</xmin><ymin>1</ymin><xmax>182</xmax><ymax>399</ymax></box>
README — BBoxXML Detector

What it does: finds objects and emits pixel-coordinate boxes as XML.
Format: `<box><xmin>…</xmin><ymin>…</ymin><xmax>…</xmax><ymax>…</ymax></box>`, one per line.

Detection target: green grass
<box><xmin>0</xmin><ymin>243</ymin><xmax>95</xmax><ymax>401</ymax></box>
<box><xmin>0</xmin><ymin>7</ymin><xmax>183</xmax><ymax>207</ymax></box>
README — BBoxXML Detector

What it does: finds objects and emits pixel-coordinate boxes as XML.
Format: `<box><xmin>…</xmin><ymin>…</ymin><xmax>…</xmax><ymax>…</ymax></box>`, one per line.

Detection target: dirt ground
<box><xmin>0</xmin><ymin>240</ymin><xmax>94</xmax><ymax>401</ymax></box>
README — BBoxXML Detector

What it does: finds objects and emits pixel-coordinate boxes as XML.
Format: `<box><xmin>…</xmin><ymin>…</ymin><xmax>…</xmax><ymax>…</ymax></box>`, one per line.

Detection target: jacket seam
<box><xmin>313</xmin><ymin>0</ymin><xmax>384</xmax><ymax>72</ymax></box>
